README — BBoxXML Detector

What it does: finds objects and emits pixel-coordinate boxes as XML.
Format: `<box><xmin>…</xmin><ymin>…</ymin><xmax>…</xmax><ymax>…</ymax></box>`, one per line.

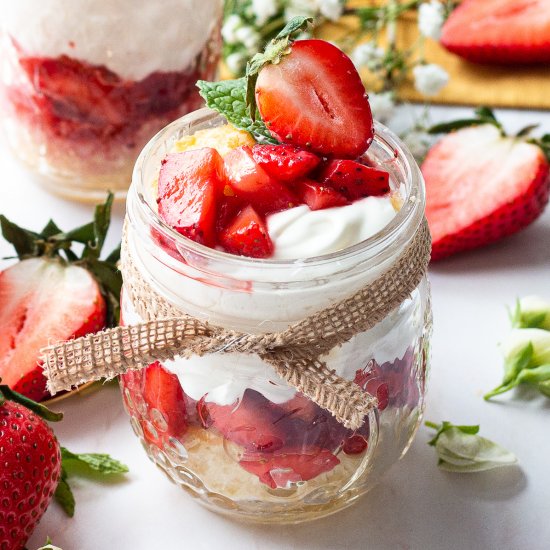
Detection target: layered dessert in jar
<box><xmin>0</xmin><ymin>0</ymin><xmax>222</xmax><ymax>200</ymax></box>
<box><xmin>120</xmin><ymin>28</ymin><xmax>431</xmax><ymax>522</ymax></box>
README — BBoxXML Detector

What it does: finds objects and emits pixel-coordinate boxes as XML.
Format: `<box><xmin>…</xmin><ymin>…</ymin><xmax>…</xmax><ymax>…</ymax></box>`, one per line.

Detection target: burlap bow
<box><xmin>42</xmin><ymin>218</ymin><xmax>431</xmax><ymax>430</ymax></box>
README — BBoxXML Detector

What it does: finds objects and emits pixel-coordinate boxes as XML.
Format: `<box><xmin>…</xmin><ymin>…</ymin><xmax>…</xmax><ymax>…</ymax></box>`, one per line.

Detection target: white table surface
<box><xmin>1</xmin><ymin>106</ymin><xmax>549</xmax><ymax>550</ymax></box>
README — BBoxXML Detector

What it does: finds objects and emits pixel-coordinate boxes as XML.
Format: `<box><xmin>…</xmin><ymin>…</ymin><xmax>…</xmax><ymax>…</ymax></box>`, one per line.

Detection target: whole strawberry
<box><xmin>0</xmin><ymin>194</ymin><xmax>121</xmax><ymax>400</ymax></box>
<box><xmin>423</xmin><ymin>108</ymin><xmax>550</xmax><ymax>260</ymax></box>
<box><xmin>0</xmin><ymin>384</ymin><xmax>63</xmax><ymax>550</ymax></box>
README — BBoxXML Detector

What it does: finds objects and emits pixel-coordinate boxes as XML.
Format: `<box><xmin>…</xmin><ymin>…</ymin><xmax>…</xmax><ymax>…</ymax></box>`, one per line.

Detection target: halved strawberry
<box><xmin>239</xmin><ymin>448</ymin><xmax>340</xmax><ymax>489</ymax></box>
<box><xmin>219</xmin><ymin>205</ymin><xmax>274</xmax><ymax>258</ymax></box>
<box><xmin>440</xmin><ymin>0</ymin><xmax>550</xmax><ymax>65</ymax></box>
<box><xmin>157</xmin><ymin>148</ymin><xmax>225</xmax><ymax>247</ymax></box>
<box><xmin>318</xmin><ymin>159</ymin><xmax>391</xmax><ymax>199</ymax></box>
<box><xmin>142</xmin><ymin>362</ymin><xmax>187</xmax><ymax>444</ymax></box>
<box><xmin>0</xmin><ymin>258</ymin><xmax>106</xmax><ymax>401</ymax></box>
<box><xmin>224</xmin><ymin>146</ymin><xmax>298</xmax><ymax>215</ymax></box>
<box><xmin>295</xmin><ymin>179</ymin><xmax>350</xmax><ymax>210</ymax></box>
<box><xmin>251</xmin><ymin>144</ymin><xmax>321</xmax><ymax>182</ymax></box>
<box><xmin>422</xmin><ymin>124</ymin><xmax>550</xmax><ymax>260</ymax></box>
<box><xmin>255</xmin><ymin>40</ymin><xmax>374</xmax><ymax>159</ymax></box>
<box><xmin>197</xmin><ymin>389</ymin><xmax>285</xmax><ymax>453</ymax></box>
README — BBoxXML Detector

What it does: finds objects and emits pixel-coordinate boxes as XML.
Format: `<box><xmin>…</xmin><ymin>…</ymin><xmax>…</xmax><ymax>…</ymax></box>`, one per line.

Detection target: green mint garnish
<box><xmin>426</xmin><ymin>421</ymin><xmax>517</xmax><ymax>473</ymax></box>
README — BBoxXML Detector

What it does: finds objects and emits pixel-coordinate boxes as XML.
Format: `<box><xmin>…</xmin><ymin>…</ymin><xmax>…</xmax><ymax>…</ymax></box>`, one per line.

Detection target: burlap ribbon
<box><xmin>42</xmin><ymin>218</ymin><xmax>431</xmax><ymax>430</ymax></box>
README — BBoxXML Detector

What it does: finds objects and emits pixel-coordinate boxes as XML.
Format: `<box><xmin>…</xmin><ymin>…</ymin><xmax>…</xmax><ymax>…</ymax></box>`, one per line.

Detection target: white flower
<box><xmin>402</xmin><ymin>130</ymin><xmax>432</xmax><ymax>160</ymax></box>
<box><xmin>225</xmin><ymin>52</ymin><xmax>247</xmax><ymax>75</ymax></box>
<box><xmin>285</xmin><ymin>0</ymin><xmax>318</xmax><ymax>22</ymax></box>
<box><xmin>351</xmin><ymin>42</ymin><xmax>385</xmax><ymax>70</ymax></box>
<box><xmin>235</xmin><ymin>25</ymin><xmax>261</xmax><ymax>52</ymax></box>
<box><xmin>221</xmin><ymin>14</ymin><xmax>243</xmax><ymax>45</ymax></box>
<box><xmin>251</xmin><ymin>0</ymin><xmax>279</xmax><ymax>26</ymax></box>
<box><xmin>317</xmin><ymin>0</ymin><xmax>344</xmax><ymax>21</ymax></box>
<box><xmin>368</xmin><ymin>92</ymin><xmax>395</xmax><ymax>122</ymax></box>
<box><xmin>413</xmin><ymin>63</ymin><xmax>449</xmax><ymax>96</ymax></box>
<box><xmin>418</xmin><ymin>1</ymin><xmax>445</xmax><ymax>40</ymax></box>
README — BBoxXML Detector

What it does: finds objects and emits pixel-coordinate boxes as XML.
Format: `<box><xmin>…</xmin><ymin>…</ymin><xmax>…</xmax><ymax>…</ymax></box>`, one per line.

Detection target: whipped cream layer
<box><xmin>267</xmin><ymin>197</ymin><xmax>397</xmax><ymax>260</ymax></box>
<box><xmin>3</xmin><ymin>0</ymin><xmax>221</xmax><ymax>80</ymax></box>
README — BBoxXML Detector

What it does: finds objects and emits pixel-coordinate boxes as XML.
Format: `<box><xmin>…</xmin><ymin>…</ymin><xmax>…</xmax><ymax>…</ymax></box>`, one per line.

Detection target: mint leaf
<box><xmin>54</xmin><ymin>475</ymin><xmax>75</xmax><ymax>518</ymax></box>
<box><xmin>197</xmin><ymin>78</ymin><xmax>277</xmax><ymax>143</ymax></box>
<box><xmin>61</xmin><ymin>447</ymin><xmax>129</xmax><ymax>475</ymax></box>
<box><xmin>426</xmin><ymin>421</ymin><xmax>517</xmax><ymax>473</ymax></box>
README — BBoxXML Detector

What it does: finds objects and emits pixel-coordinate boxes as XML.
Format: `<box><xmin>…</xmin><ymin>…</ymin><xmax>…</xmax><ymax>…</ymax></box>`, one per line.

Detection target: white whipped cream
<box><xmin>267</xmin><ymin>197</ymin><xmax>397</xmax><ymax>260</ymax></box>
<box><xmin>3</xmin><ymin>0</ymin><xmax>221</xmax><ymax>80</ymax></box>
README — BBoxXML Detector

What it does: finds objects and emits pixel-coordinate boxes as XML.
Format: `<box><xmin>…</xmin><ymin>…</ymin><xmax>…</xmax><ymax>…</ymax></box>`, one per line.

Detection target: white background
<box><xmin>1</xmin><ymin>107</ymin><xmax>549</xmax><ymax>550</ymax></box>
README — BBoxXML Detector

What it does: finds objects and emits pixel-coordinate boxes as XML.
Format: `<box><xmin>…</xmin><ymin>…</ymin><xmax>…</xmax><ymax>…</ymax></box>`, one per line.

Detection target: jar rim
<box><xmin>128</xmin><ymin>108</ymin><xmax>426</xmax><ymax>271</ymax></box>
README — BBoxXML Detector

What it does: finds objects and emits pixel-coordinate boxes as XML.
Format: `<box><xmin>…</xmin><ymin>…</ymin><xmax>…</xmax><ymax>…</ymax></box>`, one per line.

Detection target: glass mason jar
<box><xmin>0</xmin><ymin>0</ymin><xmax>223</xmax><ymax>201</ymax></box>
<box><xmin>119</xmin><ymin>109</ymin><xmax>432</xmax><ymax>523</ymax></box>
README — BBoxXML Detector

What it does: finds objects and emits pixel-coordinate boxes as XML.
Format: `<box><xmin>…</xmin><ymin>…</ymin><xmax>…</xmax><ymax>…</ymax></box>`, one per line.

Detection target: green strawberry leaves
<box><xmin>0</xmin><ymin>382</ymin><xmax>63</xmax><ymax>422</ymax></box>
<box><xmin>196</xmin><ymin>78</ymin><xmax>277</xmax><ymax>144</ymax></box>
<box><xmin>54</xmin><ymin>447</ymin><xmax>129</xmax><ymax>517</ymax></box>
<box><xmin>426</xmin><ymin>421</ymin><xmax>517</xmax><ymax>472</ymax></box>
<box><xmin>245</xmin><ymin>16</ymin><xmax>313</xmax><ymax>120</ymax></box>
<box><xmin>0</xmin><ymin>193</ymin><xmax>122</xmax><ymax>325</ymax></box>
<box><xmin>427</xmin><ymin>106</ymin><xmax>504</xmax><ymax>135</ymax></box>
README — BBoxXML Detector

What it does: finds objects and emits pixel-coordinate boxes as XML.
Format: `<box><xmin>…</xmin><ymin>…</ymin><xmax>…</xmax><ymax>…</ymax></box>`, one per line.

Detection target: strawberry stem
<box><xmin>0</xmin><ymin>382</ymin><xmax>63</xmax><ymax>422</ymax></box>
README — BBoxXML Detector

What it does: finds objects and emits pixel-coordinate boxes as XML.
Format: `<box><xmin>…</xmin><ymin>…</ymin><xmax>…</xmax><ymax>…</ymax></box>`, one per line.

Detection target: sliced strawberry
<box><xmin>142</xmin><ymin>362</ymin><xmax>187</xmax><ymax>444</ymax></box>
<box><xmin>219</xmin><ymin>205</ymin><xmax>274</xmax><ymax>258</ymax></box>
<box><xmin>251</xmin><ymin>144</ymin><xmax>321</xmax><ymax>182</ymax></box>
<box><xmin>296</xmin><ymin>179</ymin><xmax>350</xmax><ymax>210</ymax></box>
<box><xmin>240</xmin><ymin>448</ymin><xmax>340</xmax><ymax>489</ymax></box>
<box><xmin>255</xmin><ymin>40</ymin><xmax>374</xmax><ymax>159</ymax></box>
<box><xmin>318</xmin><ymin>159</ymin><xmax>391</xmax><ymax>200</ymax></box>
<box><xmin>421</xmin><ymin>124</ymin><xmax>550</xmax><ymax>260</ymax></box>
<box><xmin>157</xmin><ymin>148</ymin><xmax>225</xmax><ymax>247</ymax></box>
<box><xmin>224</xmin><ymin>146</ymin><xmax>298</xmax><ymax>215</ymax></box>
<box><xmin>0</xmin><ymin>258</ymin><xmax>106</xmax><ymax>398</ymax></box>
<box><xmin>440</xmin><ymin>0</ymin><xmax>550</xmax><ymax>65</ymax></box>
<box><xmin>197</xmin><ymin>389</ymin><xmax>285</xmax><ymax>453</ymax></box>
<box><xmin>342</xmin><ymin>434</ymin><xmax>369</xmax><ymax>455</ymax></box>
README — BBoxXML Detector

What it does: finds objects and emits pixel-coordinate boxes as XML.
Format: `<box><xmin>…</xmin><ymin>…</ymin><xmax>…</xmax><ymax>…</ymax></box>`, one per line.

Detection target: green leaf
<box><xmin>84</xmin><ymin>259</ymin><xmax>122</xmax><ymax>325</ymax></box>
<box><xmin>502</xmin><ymin>342</ymin><xmax>534</xmax><ymax>385</ymax></box>
<box><xmin>37</xmin><ymin>536</ymin><xmax>63</xmax><ymax>550</ymax></box>
<box><xmin>40</xmin><ymin>220</ymin><xmax>63</xmax><ymax>239</ymax></box>
<box><xmin>511</xmin><ymin>296</ymin><xmax>550</xmax><ymax>330</ymax></box>
<box><xmin>61</xmin><ymin>222</ymin><xmax>95</xmax><ymax>245</ymax></box>
<box><xmin>538</xmin><ymin>379</ymin><xmax>550</xmax><ymax>397</ymax></box>
<box><xmin>54</xmin><ymin>476</ymin><xmax>75</xmax><ymax>517</ymax></box>
<box><xmin>0</xmin><ymin>383</ymin><xmax>63</xmax><ymax>422</ymax></box>
<box><xmin>197</xmin><ymin>78</ymin><xmax>277</xmax><ymax>143</ymax></box>
<box><xmin>516</xmin><ymin>364</ymin><xmax>550</xmax><ymax>384</ymax></box>
<box><xmin>515</xmin><ymin>124</ymin><xmax>539</xmax><ymax>138</ymax></box>
<box><xmin>426</xmin><ymin>420</ymin><xmax>479</xmax><ymax>446</ymax></box>
<box><xmin>426</xmin><ymin>422</ymin><xmax>517</xmax><ymax>473</ymax></box>
<box><xmin>474</xmin><ymin>106</ymin><xmax>497</xmax><ymax>122</ymax></box>
<box><xmin>428</xmin><ymin>106</ymin><xmax>504</xmax><ymax>135</ymax></box>
<box><xmin>81</xmin><ymin>193</ymin><xmax>114</xmax><ymax>260</ymax></box>
<box><xmin>0</xmin><ymin>215</ymin><xmax>40</xmax><ymax>259</ymax></box>
<box><xmin>61</xmin><ymin>447</ymin><xmax>129</xmax><ymax>475</ymax></box>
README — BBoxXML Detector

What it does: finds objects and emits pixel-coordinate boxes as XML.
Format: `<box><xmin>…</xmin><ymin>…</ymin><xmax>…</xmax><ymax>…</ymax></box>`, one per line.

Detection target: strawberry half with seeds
<box><xmin>251</xmin><ymin>144</ymin><xmax>321</xmax><ymax>182</ymax></box>
<box><xmin>0</xmin><ymin>194</ymin><xmax>121</xmax><ymax>400</ymax></box>
<box><xmin>255</xmin><ymin>40</ymin><xmax>374</xmax><ymax>159</ymax></box>
<box><xmin>422</xmin><ymin>116</ymin><xmax>550</xmax><ymax>260</ymax></box>
<box><xmin>296</xmin><ymin>179</ymin><xmax>349</xmax><ymax>211</ymax></box>
<box><xmin>441</xmin><ymin>0</ymin><xmax>550</xmax><ymax>65</ymax></box>
<box><xmin>318</xmin><ymin>159</ymin><xmax>391</xmax><ymax>200</ymax></box>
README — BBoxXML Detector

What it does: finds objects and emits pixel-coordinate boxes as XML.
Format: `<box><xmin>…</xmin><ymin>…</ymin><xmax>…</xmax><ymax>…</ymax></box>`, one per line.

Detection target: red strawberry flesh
<box><xmin>440</xmin><ymin>0</ymin><xmax>550</xmax><ymax>64</ymax></box>
<box><xmin>0</xmin><ymin>258</ymin><xmax>106</xmax><ymax>398</ymax></box>
<box><xmin>296</xmin><ymin>179</ymin><xmax>350</xmax><ymax>210</ymax></box>
<box><xmin>224</xmin><ymin>146</ymin><xmax>298</xmax><ymax>215</ymax></box>
<box><xmin>422</xmin><ymin>124</ymin><xmax>550</xmax><ymax>260</ymax></box>
<box><xmin>319</xmin><ymin>159</ymin><xmax>391</xmax><ymax>199</ymax></box>
<box><xmin>255</xmin><ymin>40</ymin><xmax>374</xmax><ymax>159</ymax></box>
<box><xmin>157</xmin><ymin>148</ymin><xmax>225</xmax><ymax>247</ymax></box>
<box><xmin>219</xmin><ymin>205</ymin><xmax>274</xmax><ymax>258</ymax></box>
<box><xmin>251</xmin><ymin>144</ymin><xmax>321</xmax><ymax>182</ymax></box>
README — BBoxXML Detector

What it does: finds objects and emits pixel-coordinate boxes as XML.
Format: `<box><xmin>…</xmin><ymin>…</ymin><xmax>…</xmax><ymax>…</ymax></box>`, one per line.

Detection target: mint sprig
<box><xmin>54</xmin><ymin>447</ymin><xmax>129</xmax><ymax>517</ymax></box>
<box><xmin>197</xmin><ymin>78</ymin><xmax>277</xmax><ymax>144</ymax></box>
<box><xmin>426</xmin><ymin>421</ymin><xmax>517</xmax><ymax>472</ymax></box>
<box><xmin>0</xmin><ymin>193</ymin><xmax>122</xmax><ymax>325</ymax></box>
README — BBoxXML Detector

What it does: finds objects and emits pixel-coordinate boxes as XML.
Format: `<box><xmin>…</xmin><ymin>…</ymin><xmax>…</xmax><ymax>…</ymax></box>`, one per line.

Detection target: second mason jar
<box><xmin>0</xmin><ymin>0</ymin><xmax>223</xmax><ymax>201</ymax></box>
<box><xmin>119</xmin><ymin>109</ymin><xmax>432</xmax><ymax>523</ymax></box>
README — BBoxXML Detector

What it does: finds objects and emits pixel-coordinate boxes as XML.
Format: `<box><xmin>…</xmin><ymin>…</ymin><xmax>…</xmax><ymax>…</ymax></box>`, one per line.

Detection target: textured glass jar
<box><xmin>0</xmin><ymin>0</ymin><xmax>222</xmax><ymax>201</ymax></box>
<box><xmin>119</xmin><ymin>109</ymin><xmax>432</xmax><ymax>523</ymax></box>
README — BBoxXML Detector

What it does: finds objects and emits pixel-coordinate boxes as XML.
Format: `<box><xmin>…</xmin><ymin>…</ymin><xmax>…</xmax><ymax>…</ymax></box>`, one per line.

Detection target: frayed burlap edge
<box><xmin>41</xmin><ymin>218</ymin><xmax>431</xmax><ymax>430</ymax></box>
